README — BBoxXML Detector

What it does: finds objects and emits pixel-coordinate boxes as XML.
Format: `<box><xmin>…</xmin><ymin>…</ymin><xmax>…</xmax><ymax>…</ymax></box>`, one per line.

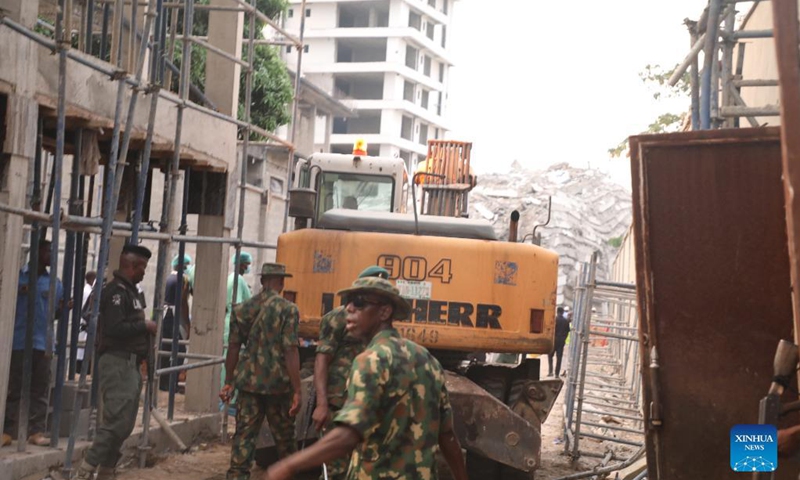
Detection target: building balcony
<box><xmin>304</xmin><ymin>27</ymin><xmax>453</xmax><ymax>65</ymax></box>
<box><xmin>287</xmin><ymin>0</ymin><xmax>450</xmax><ymax>26</ymax></box>
<box><xmin>340</xmin><ymin>99</ymin><xmax>449</xmax><ymax>130</ymax></box>
<box><xmin>403</xmin><ymin>0</ymin><xmax>449</xmax><ymax>26</ymax></box>
<box><xmin>303</xmin><ymin>61</ymin><xmax>444</xmax><ymax>91</ymax></box>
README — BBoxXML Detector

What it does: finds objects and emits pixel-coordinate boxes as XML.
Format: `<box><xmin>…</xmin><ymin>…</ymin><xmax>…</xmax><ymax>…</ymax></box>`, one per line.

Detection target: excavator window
<box><xmin>316</xmin><ymin>172</ymin><xmax>395</xmax><ymax>218</ymax></box>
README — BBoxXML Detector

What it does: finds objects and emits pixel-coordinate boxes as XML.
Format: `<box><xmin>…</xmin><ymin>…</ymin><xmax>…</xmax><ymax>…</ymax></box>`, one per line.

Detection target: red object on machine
<box><xmin>353</xmin><ymin>139</ymin><xmax>368</xmax><ymax>156</ymax></box>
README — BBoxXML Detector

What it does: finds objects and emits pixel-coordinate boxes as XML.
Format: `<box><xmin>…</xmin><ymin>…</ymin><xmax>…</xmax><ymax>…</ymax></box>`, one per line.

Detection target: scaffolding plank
<box><xmin>630</xmin><ymin>128</ymin><xmax>800</xmax><ymax>479</ymax></box>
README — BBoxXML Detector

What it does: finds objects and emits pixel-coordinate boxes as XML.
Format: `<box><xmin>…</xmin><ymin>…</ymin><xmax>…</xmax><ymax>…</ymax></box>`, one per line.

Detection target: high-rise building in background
<box><xmin>283</xmin><ymin>0</ymin><xmax>455</xmax><ymax>172</ymax></box>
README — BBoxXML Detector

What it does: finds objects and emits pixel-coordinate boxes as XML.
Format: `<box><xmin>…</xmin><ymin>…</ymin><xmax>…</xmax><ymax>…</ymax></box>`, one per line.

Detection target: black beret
<box><xmin>122</xmin><ymin>244</ymin><xmax>152</xmax><ymax>259</ymax></box>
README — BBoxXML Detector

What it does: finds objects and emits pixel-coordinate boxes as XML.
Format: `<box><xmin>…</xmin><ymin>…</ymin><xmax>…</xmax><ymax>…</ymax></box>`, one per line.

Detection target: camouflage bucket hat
<box><xmin>337</xmin><ymin>277</ymin><xmax>411</xmax><ymax>320</ymax></box>
<box><xmin>260</xmin><ymin>262</ymin><xmax>293</xmax><ymax>277</ymax></box>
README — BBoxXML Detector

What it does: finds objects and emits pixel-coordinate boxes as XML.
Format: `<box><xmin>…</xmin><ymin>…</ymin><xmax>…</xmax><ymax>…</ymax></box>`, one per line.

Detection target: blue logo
<box><xmin>730</xmin><ymin>424</ymin><xmax>777</xmax><ymax>472</ymax></box>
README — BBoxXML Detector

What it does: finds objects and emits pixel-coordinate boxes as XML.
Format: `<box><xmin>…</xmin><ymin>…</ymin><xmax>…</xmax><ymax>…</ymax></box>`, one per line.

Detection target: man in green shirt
<box><xmin>265</xmin><ymin>276</ymin><xmax>467</xmax><ymax>480</ymax></box>
<box><xmin>221</xmin><ymin>251</ymin><xmax>253</xmax><ymax>391</ymax></box>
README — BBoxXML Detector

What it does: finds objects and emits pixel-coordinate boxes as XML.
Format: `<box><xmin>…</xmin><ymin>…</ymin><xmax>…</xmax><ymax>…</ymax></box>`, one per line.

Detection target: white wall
<box><xmin>292</xmin><ymin>38</ymin><xmax>336</xmax><ymax>68</ymax></box>
<box><xmin>383</xmin><ymin>72</ymin><xmax>403</xmax><ymax>100</ymax></box>
<box><xmin>738</xmin><ymin>2</ymin><xmax>780</xmax><ymax>126</ymax></box>
<box><xmin>286</xmin><ymin>2</ymin><xmax>337</xmax><ymax>30</ymax></box>
<box><xmin>381</xmin><ymin>109</ymin><xmax>402</xmax><ymax>136</ymax></box>
<box><xmin>386</xmin><ymin>37</ymin><xmax>406</xmax><ymax>64</ymax></box>
<box><xmin>388</xmin><ymin>0</ymin><xmax>409</xmax><ymax>28</ymax></box>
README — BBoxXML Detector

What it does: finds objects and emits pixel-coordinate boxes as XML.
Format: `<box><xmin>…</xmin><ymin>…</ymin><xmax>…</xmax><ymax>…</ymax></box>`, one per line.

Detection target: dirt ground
<box><xmin>108</xmin><ymin>361</ymin><xmax>639</xmax><ymax>480</ymax></box>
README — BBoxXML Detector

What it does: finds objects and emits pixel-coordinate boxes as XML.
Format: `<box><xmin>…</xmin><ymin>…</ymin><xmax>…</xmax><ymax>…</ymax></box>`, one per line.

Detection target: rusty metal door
<box><xmin>631</xmin><ymin>127</ymin><xmax>800</xmax><ymax>479</ymax></box>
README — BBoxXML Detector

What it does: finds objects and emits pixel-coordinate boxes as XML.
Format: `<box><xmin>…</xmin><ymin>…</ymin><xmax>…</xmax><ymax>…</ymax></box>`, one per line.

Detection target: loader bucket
<box><xmin>445</xmin><ymin>370</ymin><xmax>562</xmax><ymax>472</ymax></box>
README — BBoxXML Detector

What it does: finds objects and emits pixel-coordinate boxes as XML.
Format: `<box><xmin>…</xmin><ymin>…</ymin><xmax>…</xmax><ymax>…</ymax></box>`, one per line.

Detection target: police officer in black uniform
<box><xmin>74</xmin><ymin>245</ymin><xmax>155</xmax><ymax>480</ymax></box>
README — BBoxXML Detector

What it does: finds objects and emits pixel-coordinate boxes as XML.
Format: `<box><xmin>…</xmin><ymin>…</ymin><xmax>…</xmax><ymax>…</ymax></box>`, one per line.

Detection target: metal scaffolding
<box><xmin>0</xmin><ymin>0</ymin><xmax>307</xmax><ymax>472</ymax></box>
<box><xmin>671</xmin><ymin>0</ymin><xmax>778</xmax><ymax>130</ymax></box>
<box><xmin>558</xmin><ymin>253</ymin><xmax>644</xmax><ymax>480</ymax></box>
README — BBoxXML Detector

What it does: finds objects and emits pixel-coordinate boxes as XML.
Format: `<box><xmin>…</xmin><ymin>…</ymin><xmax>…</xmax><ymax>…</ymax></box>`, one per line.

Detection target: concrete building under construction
<box><xmin>0</xmin><ymin>0</ymin><xmax>351</xmax><ymax>475</ymax></box>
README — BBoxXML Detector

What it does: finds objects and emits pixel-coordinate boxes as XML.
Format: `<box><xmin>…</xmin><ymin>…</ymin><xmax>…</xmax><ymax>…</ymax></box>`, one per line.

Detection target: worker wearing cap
<box><xmin>265</xmin><ymin>276</ymin><xmax>468</xmax><ymax>480</ymax></box>
<box><xmin>310</xmin><ymin>266</ymin><xmax>390</xmax><ymax>480</ymax></box>
<box><xmin>159</xmin><ymin>254</ymin><xmax>192</xmax><ymax>392</ymax></box>
<box><xmin>221</xmin><ymin>263</ymin><xmax>302</xmax><ymax>480</ymax></box>
<box><xmin>74</xmin><ymin>244</ymin><xmax>156</xmax><ymax>480</ymax></box>
<box><xmin>222</xmin><ymin>251</ymin><xmax>253</xmax><ymax>391</ymax></box>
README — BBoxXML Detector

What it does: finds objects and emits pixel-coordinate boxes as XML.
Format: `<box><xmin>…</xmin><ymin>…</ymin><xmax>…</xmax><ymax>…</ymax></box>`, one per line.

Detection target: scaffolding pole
<box><xmin>283</xmin><ymin>0</ymin><xmax>308</xmax><ymax>233</ymax></box>
<box><xmin>673</xmin><ymin>1</ymin><xmax>778</xmax><ymax>132</ymax></box>
<box><xmin>63</xmin><ymin>0</ymin><xmax>130</xmax><ymax>470</ymax></box>
<box><xmin>160</xmin><ymin>0</ymin><xmax>193</xmax><ymax>421</ymax></box>
<box><xmin>68</xmin><ymin>131</ymin><xmax>86</xmax><ymax>381</ymax></box>
<box><xmin>0</xmin><ymin>0</ymin><xmax>303</xmax><ymax>466</ymax></box>
<box><xmin>571</xmin><ymin>252</ymin><xmax>599</xmax><ymax>458</ymax></box>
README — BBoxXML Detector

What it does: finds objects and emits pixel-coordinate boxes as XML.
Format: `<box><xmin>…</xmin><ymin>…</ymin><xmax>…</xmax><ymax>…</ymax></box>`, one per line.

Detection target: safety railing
<box><xmin>556</xmin><ymin>252</ymin><xmax>644</xmax><ymax>480</ymax></box>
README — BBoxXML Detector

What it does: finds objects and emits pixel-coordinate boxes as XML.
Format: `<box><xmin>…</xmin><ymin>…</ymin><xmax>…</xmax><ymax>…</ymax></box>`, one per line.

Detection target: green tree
<box><xmin>607</xmin><ymin>236</ymin><xmax>624</xmax><ymax>248</ymax></box>
<box><xmin>608</xmin><ymin>64</ymin><xmax>690</xmax><ymax>157</ymax></box>
<box><xmin>172</xmin><ymin>0</ymin><xmax>292</xmax><ymax>139</ymax></box>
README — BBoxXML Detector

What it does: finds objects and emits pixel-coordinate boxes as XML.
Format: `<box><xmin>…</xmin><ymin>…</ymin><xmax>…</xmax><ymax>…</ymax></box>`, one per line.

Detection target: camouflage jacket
<box><xmin>334</xmin><ymin>328</ymin><xmax>453</xmax><ymax>480</ymax></box>
<box><xmin>230</xmin><ymin>289</ymin><xmax>299</xmax><ymax>395</ymax></box>
<box><xmin>316</xmin><ymin>306</ymin><xmax>365</xmax><ymax>409</ymax></box>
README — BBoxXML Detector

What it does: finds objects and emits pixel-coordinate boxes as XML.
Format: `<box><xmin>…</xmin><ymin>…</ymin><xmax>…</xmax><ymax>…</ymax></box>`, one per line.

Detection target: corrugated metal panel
<box><xmin>630</xmin><ymin>127</ymin><xmax>800</xmax><ymax>479</ymax></box>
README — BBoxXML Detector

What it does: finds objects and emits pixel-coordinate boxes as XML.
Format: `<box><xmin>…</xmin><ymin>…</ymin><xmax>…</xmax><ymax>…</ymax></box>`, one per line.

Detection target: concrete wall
<box><xmin>383</xmin><ymin>71</ymin><xmax>403</xmax><ymax>100</ymax></box>
<box><xmin>287</xmin><ymin>2</ymin><xmax>338</xmax><ymax>29</ymax></box>
<box><xmin>295</xmin><ymin>37</ymin><xmax>337</xmax><ymax>68</ymax></box>
<box><xmin>737</xmin><ymin>2</ymin><xmax>781</xmax><ymax>126</ymax></box>
<box><xmin>381</xmin><ymin>109</ymin><xmax>403</xmax><ymax>136</ymax></box>
<box><xmin>0</xmin><ymin>30</ymin><xmax>237</xmax><ymax>171</ymax></box>
<box><xmin>308</xmin><ymin>73</ymin><xmax>335</xmax><ymax>93</ymax></box>
<box><xmin>388</xmin><ymin>0</ymin><xmax>409</xmax><ymax>28</ymax></box>
<box><xmin>611</xmin><ymin>226</ymin><xmax>636</xmax><ymax>285</ymax></box>
<box><xmin>387</xmin><ymin>37</ymin><xmax>406</xmax><ymax>64</ymax></box>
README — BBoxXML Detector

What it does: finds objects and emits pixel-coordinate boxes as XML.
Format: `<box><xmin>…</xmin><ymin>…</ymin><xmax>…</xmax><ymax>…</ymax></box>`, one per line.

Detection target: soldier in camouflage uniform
<box><xmin>311</xmin><ymin>266</ymin><xmax>389</xmax><ymax>480</ymax></box>
<box><xmin>265</xmin><ymin>276</ymin><xmax>468</xmax><ymax>480</ymax></box>
<box><xmin>220</xmin><ymin>263</ymin><xmax>302</xmax><ymax>480</ymax></box>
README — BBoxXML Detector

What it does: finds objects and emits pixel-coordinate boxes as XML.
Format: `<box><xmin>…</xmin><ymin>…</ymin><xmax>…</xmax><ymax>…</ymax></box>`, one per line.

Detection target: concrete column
<box><xmin>206</xmin><ymin>0</ymin><xmax>244</xmax><ymax>117</ymax></box>
<box><xmin>298</xmin><ymin>105</ymin><xmax>317</xmax><ymax>156</ymax></box>
<box><xmin>184</xmin><ymin>0</ymin><xmax>243</xmax><ymax>412</ymax></box>
<box><xmin>369</xmin><ymin>7</ymin><xmax>378</xmax><ymax>28</ymax></box>
<box><xmin>0</xmin><ymin>0</ymin><xmax>41</xmax><ymax>436</ymax></box>
<box><xmin>120</xmin><ymin>4</ymin><xmax>151</xmax><ymax>79</ymax></box>
<box><xmin>185</xmin><ymin>215</ymin><xmax>227</xmax><ymax>412</ymax></box>
<box><xmin>388</xmin><ymin>0</ymin><xmax>406</xmax><ymax>28</ymax></box>
<box><xmin>324</xmin><ymin>114</ymin><xmax>332</xmax><ymax>152</ymax></box>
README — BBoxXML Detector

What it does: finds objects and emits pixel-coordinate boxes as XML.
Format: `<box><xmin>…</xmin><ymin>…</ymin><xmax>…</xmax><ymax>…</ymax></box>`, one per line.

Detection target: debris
<box><xmin>601</xmin><ymin>415</ymin><xmax>622</xmax><ymax>425</ymax></box>
<box><xmin>470</xmin><ymin>162</ymin><xmax>632</xmax><ymax>304</ymax></box>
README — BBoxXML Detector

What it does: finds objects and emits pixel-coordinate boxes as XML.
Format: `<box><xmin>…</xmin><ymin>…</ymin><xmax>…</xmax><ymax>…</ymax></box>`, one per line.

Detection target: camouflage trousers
<box><xmin>227</xmin><ymin>391</ymin><xmax>297</xmax><ymax>480</ymax></box>
<box><xmin>319</xmin><ymin>403</ymin><xmax>351</xmax><ymax>480</ymax></box>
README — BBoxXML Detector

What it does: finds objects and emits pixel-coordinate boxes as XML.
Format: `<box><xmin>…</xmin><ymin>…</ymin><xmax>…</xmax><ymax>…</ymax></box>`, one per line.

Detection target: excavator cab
<box><xmin>289</xmin><ymin>141</ymin><xmax>408</xmax><ymax>228</ymax></box>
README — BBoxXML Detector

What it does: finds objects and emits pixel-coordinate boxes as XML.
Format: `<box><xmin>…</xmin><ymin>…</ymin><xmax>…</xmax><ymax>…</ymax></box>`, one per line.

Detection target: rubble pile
<box><xmin>469</xmin><ymin>162</ymin><xmax>632</xmax><ymax>303</ymax></box>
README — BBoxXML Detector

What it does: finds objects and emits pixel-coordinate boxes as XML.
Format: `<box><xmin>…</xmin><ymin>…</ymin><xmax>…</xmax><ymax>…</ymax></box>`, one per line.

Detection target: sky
<box><xmin>445</xmin><ymin>0</ymin><xmax>726</xmax><ymax>185</ymax></box>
